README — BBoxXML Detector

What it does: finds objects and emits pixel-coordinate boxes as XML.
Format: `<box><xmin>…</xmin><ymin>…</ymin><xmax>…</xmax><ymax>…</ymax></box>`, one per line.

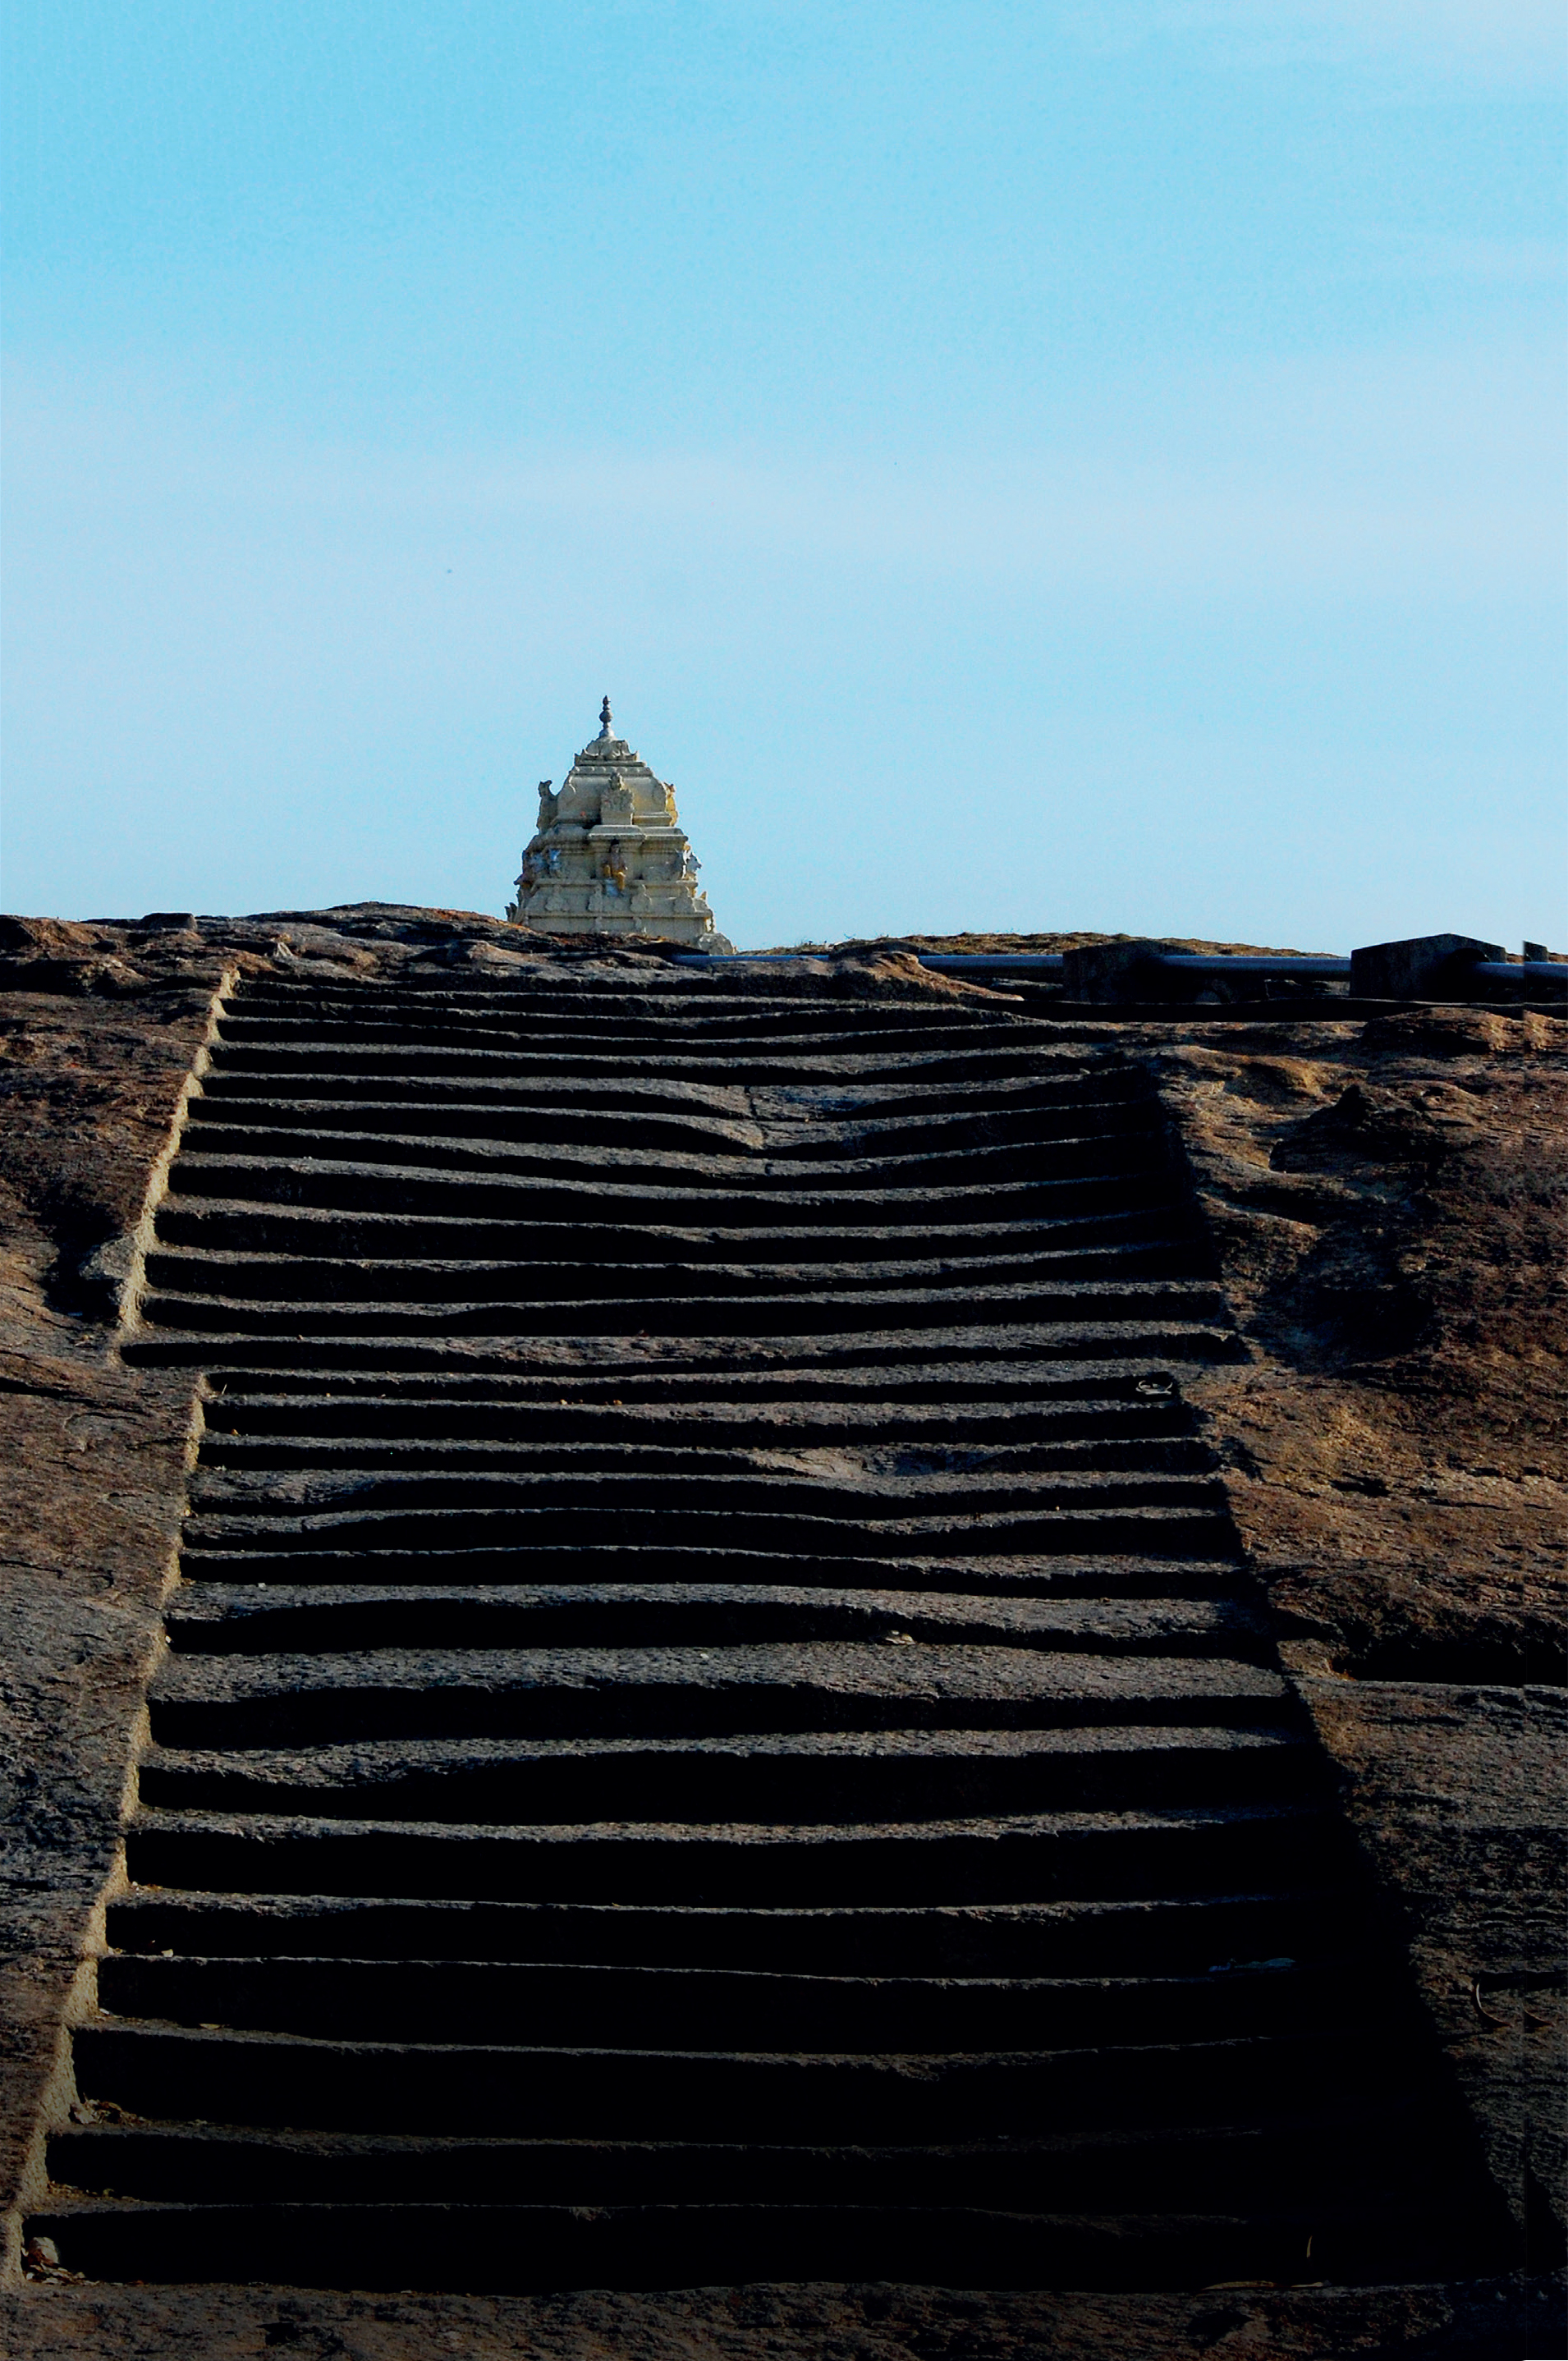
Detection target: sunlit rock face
<box><xmin>507</xmin><ymin>699</ymin><xmax>734</xmax><ymax>948</ymax></box>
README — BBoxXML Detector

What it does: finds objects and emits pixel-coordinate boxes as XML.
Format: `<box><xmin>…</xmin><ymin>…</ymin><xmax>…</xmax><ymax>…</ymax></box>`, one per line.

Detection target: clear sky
<box><xmin>3</xmin><ymin>2</ymin><xmax>1563</xmax><ymax>950</ymax></box>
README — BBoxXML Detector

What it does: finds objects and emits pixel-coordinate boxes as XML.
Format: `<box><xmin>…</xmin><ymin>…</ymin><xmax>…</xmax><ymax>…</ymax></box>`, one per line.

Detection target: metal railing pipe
<box><xmin>1471</xmin><ymin>962</ymin><xmax>1567</xmax><ymax>985</ymax></box>
<box><xmin>1151</xmin><ymin>955</ymin><xmax>1350</xmax><ymax>979</ymax></box>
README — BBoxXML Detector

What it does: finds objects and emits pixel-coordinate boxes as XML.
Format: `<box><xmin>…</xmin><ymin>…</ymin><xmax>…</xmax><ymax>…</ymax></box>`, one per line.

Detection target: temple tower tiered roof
<box><xmin>507</xmin><ymin>699</ymin><xmax>732</xmax><ymax>948</ymax></box>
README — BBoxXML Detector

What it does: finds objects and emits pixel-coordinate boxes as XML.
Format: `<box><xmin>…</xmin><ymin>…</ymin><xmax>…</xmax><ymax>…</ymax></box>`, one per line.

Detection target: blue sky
<box><xmin>3</xmin><ymin>1</ymin><xmax>1563</xmax><ymax>948</ymax></box>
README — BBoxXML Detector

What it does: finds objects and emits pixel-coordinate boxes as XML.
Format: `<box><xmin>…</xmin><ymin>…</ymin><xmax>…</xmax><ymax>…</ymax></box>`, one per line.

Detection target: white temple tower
<box><xmin>506</xmin><ymin>700</ymin><xmax>734</xmax><ymax>949</ymax></box>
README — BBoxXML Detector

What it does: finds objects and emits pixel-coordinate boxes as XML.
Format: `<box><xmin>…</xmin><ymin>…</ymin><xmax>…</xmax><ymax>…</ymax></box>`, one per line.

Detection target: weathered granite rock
<box><xmin>1131</xmin><ymin>1006</ymin><xmax>1567</xmax><ymax>2262</ymax></box>
<box><xmin>0</xmin><ymin>916</ymin><xmax>1561</xmax><ymax>2355</ymax></box>
<box><xmin>507</xmin><ymin>700</ymin><xmax>733</xmax><ymax>949</ymax></box>
<box><xmin>2</xmin><ymin>2271</ymin><xmax>1559</xmax><ymax>2359</ymax></box>
<box><xmin>0</xmin><ymin>962</ymin><xmax>232</xmax><ymax>2260</ymax></box>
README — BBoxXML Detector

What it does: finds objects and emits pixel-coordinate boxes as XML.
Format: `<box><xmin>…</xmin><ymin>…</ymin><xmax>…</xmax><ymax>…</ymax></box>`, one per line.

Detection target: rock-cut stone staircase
<box><xmin>31</xmin><ymin>965</ymin><xmax>1492</xmax><ymax>2291</ymax></box>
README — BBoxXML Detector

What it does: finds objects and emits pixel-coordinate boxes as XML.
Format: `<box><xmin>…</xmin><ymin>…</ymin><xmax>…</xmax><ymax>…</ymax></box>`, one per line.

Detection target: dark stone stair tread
<box><xmin>45</xmin><ymin>2107</ymin><xmax>1427</xmax><ymax>2207</ymax></box>
<box><xmin>135</xmin><ymin>1726</ymin><xmax>1309</xmax><ymax>1823</ymax></box>
<box><xmin>142</xmin><ymin>1723</ymin><xmax>1304</xmax><ymax>1772</ymax></box>
<box><xmin>187</xmin><ymin>1465</ymin><xmax>1227</xmax><ymax>1511</ymax></box>
<box><xmin>29</xmin><ymin>2193</ymin><xmax>1469</xmax><ymax>2294</ymax></box>
<box><xmin>179</xmin><ymin>1505</ymin><xmax>1238</xmax><ymax>1562</ymax></box>
<box><xmin>156</xmin><ymin>1202</ymin><xmax>1179</xmax><ymax>1256</ymax></box>
<box><xmin>190</xmin><ymin>1435</ymin><xmax>1209</xmax><ymax>1466</ymax></box>
<box><xmin>131</xmin><ymin>1333</ymin><xmax>1240</xmax><ymax>1379</ymax></box>
<box><xmin>195</xmin><ymin>1076</ymin><xmax>1146</xmax><ymax>1124</ymax></box>
<box><xmin>126</xmin><ymin>1800</ymin><xmax>1335</xmax><ymax>1908</ymax></box>
<box><xmin>187</xmin><ymin>1087</ymin><xmax>1154</xmax><ymax>1133</ymax></box>
<box><xmin>149</xmin><ymin>1640</ymin><xmax>1286</xmax><ymax>1703</ymax></box>
<box><xmin>103</xmin><ymin>1887</ymin><xmax>1347</xmax><ymax>1970</ymax></box>
<box><xmin>150</xmin><ymin>1246</ymin><xmax>1192</xmax><ymax>1298</ymax></box>
<box><xmin>170</xmin><ymin>1550</ymin><xmax>1250</xmax><ymax>1599</ymax></box>
<box><xmin>193</xmin><ymin>1382</ymin><xmax>1192</xmax><ymax>1419</ymax></box>
<box><xmin>190</xmin><ymin>1359</ymin><xmax>1201</xmax><ymax>1401</ymax></box>
<box><xmin>167</xmin><ymin>1140</ymin><xmax>1163</xmax><ymax>1203</ymax></box>
<box><xmin>163</xmin><ymin>1583</ymin><xmax>1263</xmax><ymax>1647</ymax></box>
<box><xmin>63</xmin><ymin>2029</ymin><xmax>1419</xmax><ymax>2174</ymax></box>
<box><xmin>94</xmin><ymin>1951</ymin><xmax>1342</xmax><ymax>2049</ymax></box>
<box><xmin>163</xmin><ymin>1157</ymin><xmax>1170</xmax><ymax>1221</ymax></box>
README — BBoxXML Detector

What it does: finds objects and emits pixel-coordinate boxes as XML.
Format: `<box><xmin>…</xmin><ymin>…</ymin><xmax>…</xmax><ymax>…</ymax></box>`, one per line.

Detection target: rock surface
<box><xmin>2</xmin><ymin>2272</ymin><xmax>1558</xmax><ymax>2359</ymax></box>
<box><xmin>1134</xmin><ymin>1009</ymin><xmax>1566</xmax><ymax>2265</ymax></box>
<box><xmin>0</xmin><ymin>911</ymin><xmax>1561</xmax><ymax>2355</ymax></box>
<box><xmin>0</xmin><ymin>935</ymin><xmax>236</xmax><ymax>2246</ymax></box>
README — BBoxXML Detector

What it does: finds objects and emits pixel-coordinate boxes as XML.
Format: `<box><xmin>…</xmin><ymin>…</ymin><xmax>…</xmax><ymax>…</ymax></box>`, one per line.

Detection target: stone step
<box><xmin>161</xmin><ymin>1585</ymin><xmax>1266</xmax><ymax>1657</ymax></box>
<box><xmin>213</xmin><ymin>1014</ymin><xmax>1046</xmax><ymax>1052</ymax></box>
<box><xmin>176</xmin><ymin>1503</ymin><xmax>1237</xmax><ymax>1566</ymax></box>
<box><xmin>186</xmin><ymin>1460</ymin><xmax>1226</xmax><ymax>1510</ymax></box>
<box><xmin>195</xmin><ymin>1387</ymin><xmax>1194</xmax><ymax>1441</ymax></box>
<box><xmin>179</xmin><ymin>1336</ymin><xmax>1204</xmax><ymax>1387</ymax></box>
<box><xmin>149</xmin><ymin>1243</ymin><xmax>1202</xmax><ymax>1304</ymax></box>
<box><xmin>208</xmin><ymin>1052</ymin><xmax>1093</xmax><ymax>1090</ymax></box>
<box><xmin>213</xmin><ymin>1043</ymin><xmax>1098</xmax><ymax>1070</ymax></box>
<box><xmin>94</xmin><ymin>1951</ymin><xmax>1341</xmax><ymax>2051</ymax></box>
<box><xmin>155</xmin><ymin>1199</ymin><xmax>1179</xmax><ymax>1262</ymax></box>
<box><xmin>221</xmin><ymin>993</ymin><xmax>1022</xmax><ymax>1029</ymax></box>
<box><xmin>172</xmin><ymin>1121</ymin><xmax>1165</xmax><ymax>1193</ymax></box>
<box><xmin>137</xmin><ymin>1726</ymin><xmax>1310</xmax><ymax>1824</ymax></box>
<box><xmin>190</xmin><ymin>1355</ymin><xmax>1198</xmax><ymax>1405</ymax></box>
<box><xmin>215</xmin><ymin>1023</ymin><xmax>1049</xmax><ymax>1052</ymax></box>
<box><xmin>71</xmin><ymin>2019</ymin><xmax>1377</xmax><ymax>2143</ymax></box>
<box><xmin>163</xmin><ymin>1157</ymin><xmax>1166</xmax><ymax>1226</ymax></box>
<box><xmin>132</xmin><ymin>1336</ymin><xmax>1240</xmax><ymax>1392</ymax></box>
<box><xmin>46</xmin><ymin>2106</ymin><xmax>1422</xmax><ymax>2210</ymax></box>
<box><xmin>124</xmin><ymin>1801</ymin><xmax>1341</xmax><ymax>1905</ymax></box>
<box><xmin>186</xmin><ymin>1093</ymin><xmax>1160</xmax><ymax>1157</ymax></box>
<box><xmin>145</xmin><ymin>1647</ymin><xmax>1289</xmax><ymax>1749</ymax></box>
<box><xmin>217</xmin><ymin>1022</ymin><xmax>1033</xmax><ymax>1052</ymax></box>
<box><xmin>188</xmin><ymin>1432</ymin><xmax>1213</xmax><ymax>1476</ymax></box>
<box><xmin>102</xmin><ymin>1885</ymin><xmax>1346</xmax><ymax>1974</ymax></box>
<box><xmin>173</xmin><ymin>1547</ymin><xmax>1246</xmax><ymax>1598</ymax></box>
<box><xmin>140</xmin><ymin>1281</ymin><xmax>1225</xmax><ymax>1340</ymax></box>
<box><xmin>23</xmin><ymin>2193</ymin><xmax>1465</xmax><ymax>2294</ymax></box>
<box><xmin>197</xmin><ymin>1066</ymin><xmax>1139</xmax><ymax>1120</ymax></box>
<box><xmin>225</xmin><ymin>979</ymin><xmax>1020</xmax><ymax>1006</ymax></box>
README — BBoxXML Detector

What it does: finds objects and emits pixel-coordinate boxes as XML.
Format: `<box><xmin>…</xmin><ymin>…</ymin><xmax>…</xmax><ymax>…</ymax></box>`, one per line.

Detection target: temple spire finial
<box><xmin>598</xmin><ymin>695</ymin><xmax>613</xmax><ymax>740</ymax></box>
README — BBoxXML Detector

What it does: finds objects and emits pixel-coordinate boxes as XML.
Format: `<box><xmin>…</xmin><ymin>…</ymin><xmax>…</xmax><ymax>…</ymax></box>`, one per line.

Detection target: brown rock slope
<box><xmin>1141</xmin><ymin>1008</ymin><xmax>1566</xmax><ymax>2268</ymax></box>
<box><xmin>0</xmin><ymin>924</ymin><xmax>235</xmax><ymax>2240</ymax></box>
